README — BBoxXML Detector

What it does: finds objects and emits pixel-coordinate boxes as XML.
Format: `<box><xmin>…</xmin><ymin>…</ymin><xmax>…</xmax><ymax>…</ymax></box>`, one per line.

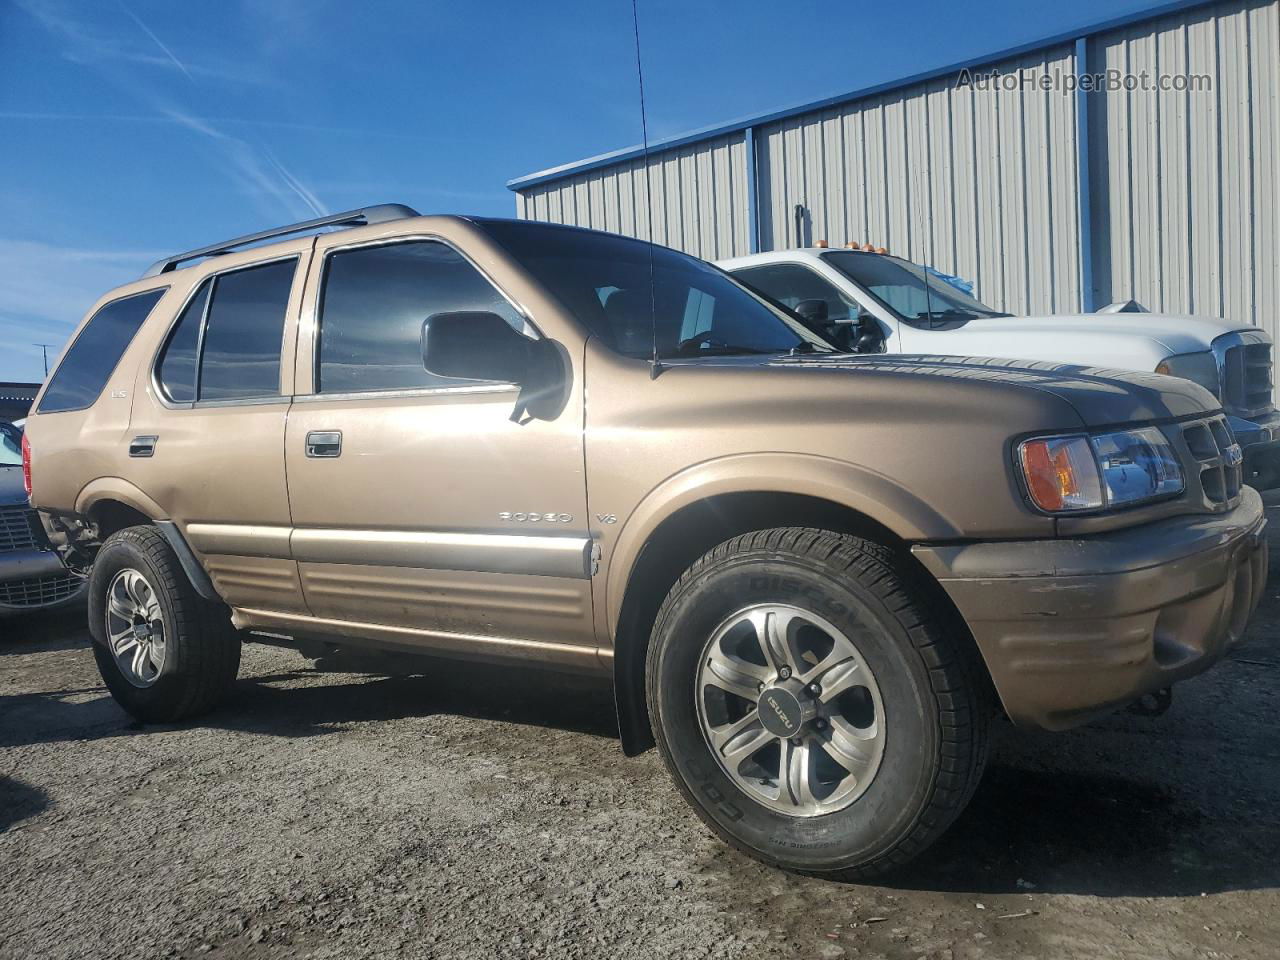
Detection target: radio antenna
<box><xmin>630</xmin><ymin>0</ymin><xmax>661</xmax><ymax>379</ymax></box>
<box><xmin>918</xmin><ymin>167</ymin><xmax>935</xmax><ymax>329</ymax></box>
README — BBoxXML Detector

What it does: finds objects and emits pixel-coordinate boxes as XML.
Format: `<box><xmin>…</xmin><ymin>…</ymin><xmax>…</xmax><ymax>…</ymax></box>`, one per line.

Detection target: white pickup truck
<box><xmin>720</xmin><ymin>247</ymin><xmax>1280</xmax><ymax>488</ymax></box>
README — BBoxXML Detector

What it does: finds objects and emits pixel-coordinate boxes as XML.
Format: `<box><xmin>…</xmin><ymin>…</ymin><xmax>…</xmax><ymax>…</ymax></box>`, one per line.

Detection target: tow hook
<box><xmin>1127</xmin><ymin>687</ymin><xmax>1172</xmax><ymax>717</ymax></box>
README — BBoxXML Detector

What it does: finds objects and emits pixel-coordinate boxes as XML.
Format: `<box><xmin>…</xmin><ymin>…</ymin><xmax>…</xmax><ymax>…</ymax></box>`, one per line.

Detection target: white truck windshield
<box><xmin>823</xmin><ymin>252</ymin><xmax>1009</xmax><ymax>327</ymax></box>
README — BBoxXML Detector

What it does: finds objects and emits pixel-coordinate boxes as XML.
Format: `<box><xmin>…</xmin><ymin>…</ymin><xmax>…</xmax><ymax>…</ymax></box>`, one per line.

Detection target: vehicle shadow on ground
<box><xmin>225</xmin><ymin>653</ymin><xmax>620</xmax><ymax>742</ymax></box>
<box><xmin>0</xmin><ymin>775</ymin><xmax>49</xmax><ymax>832</ymax></box>
<box><xmin>870</xmin><ymin>732</ymin><xmax>1280</xmax><ymax>898</ymax></box>
<box><xmin>0</xmin><ymin>649</ymin><xmax>619</xmax><ymax>750</ymax></box>
<box><xmin>0</xmin><ymin>609</ymin><xmax>89</xmax><ymax>654</ymax></box>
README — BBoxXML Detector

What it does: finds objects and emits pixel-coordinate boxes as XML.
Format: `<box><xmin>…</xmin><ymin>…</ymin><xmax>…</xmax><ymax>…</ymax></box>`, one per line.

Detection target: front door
<box><xmin>283</xmin><ymin>232</ymin><xmax>595</xmax><ymax>668</ymax></box>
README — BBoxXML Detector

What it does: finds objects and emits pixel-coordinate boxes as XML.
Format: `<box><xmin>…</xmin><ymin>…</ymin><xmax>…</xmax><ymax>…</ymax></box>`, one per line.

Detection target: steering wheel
<box><xmin>676</xmin><ymin>330</ymin><xmax>724</xmax><ymax>353</ymax></box>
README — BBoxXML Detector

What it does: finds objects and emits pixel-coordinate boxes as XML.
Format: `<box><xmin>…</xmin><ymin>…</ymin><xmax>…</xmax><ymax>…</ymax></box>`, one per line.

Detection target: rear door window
<box><xmin>154</xmin><ymin>259</ymin><xmax>296</xmax><ymax>404</ymax></box>
<box><xmin>199</xmin><ymin>259</ymin><xmax>296</xmax><ymax>401</ymax></box>
<box><xmin>38</xmin><ymin>288</ymin><xmax>167</xmax><ymax>413</ymax></box>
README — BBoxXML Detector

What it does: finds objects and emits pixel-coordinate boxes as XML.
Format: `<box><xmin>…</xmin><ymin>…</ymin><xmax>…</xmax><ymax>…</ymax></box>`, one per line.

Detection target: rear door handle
<box><xmin>305</xmin><ymin>431</ymin><xmax>342</xmax><ymax>458</ymax></box>
<box><xmin>129</xmin><ymin>436</ymin><xmax>157</xmax><ymax>458</ymax></box>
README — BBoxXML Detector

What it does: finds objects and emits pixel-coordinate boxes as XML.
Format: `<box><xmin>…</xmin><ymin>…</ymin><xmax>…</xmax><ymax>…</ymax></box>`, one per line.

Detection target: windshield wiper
<box><xmin>669</xmin><ymin>344</ymin><xmax>780</xmax><ymax>358</ymax></box>
<box><xmin>912</xmin><ymin>308</ymin><xmax>1011</xmax><ymax>321</ymax></box>
<box><xmin>671</xmin><ymin>333</ymin><xmax>784</xmax><ymax>357</ymax></box>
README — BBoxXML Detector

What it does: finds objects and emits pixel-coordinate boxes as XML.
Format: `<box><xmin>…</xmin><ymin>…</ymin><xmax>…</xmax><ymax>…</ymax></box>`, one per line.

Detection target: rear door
<box><xmin>127</xmin><ymin>243</ymin><xmax>311</xmax><ymax>613</ymax></box>
<box><xmin>282</xmin><ymin>230</ymin><xmax>595</xmax><ymax>668</ymax></box>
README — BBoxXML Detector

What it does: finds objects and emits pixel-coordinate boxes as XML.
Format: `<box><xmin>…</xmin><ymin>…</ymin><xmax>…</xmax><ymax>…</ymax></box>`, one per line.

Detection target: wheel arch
<box><xmin>606</xmin><ymin>455</ymin><xmax>974</xmax><ymax>756</ymax></box>
<box><xmin>75</xmin><ymin>478</ymin><xmax>168</xmax><ymax>535</ymax></box>
<box><xmin>72</xmin><ymin>480</ymin><xmax>220</xmax><ymax>602</ymax></box>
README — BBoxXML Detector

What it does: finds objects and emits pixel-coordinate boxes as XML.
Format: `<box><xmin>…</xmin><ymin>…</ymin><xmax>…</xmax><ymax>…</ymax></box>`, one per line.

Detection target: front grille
<box><xmin>1222</xmin><ymin>341</ymin><xmax>1273</xmax><ymax>414</ymax></box>
<box><xmin>0</xmin><ymin>505</ymin><xmax>39</xmax><ymax>553</ymax></box>
<box><xmin>1181</xmin><ymin>415</ymin><xmax>1243</xmax><ymax>506</ymax></box>
<box><xmin>0</xmin><ymin>572</ymin><xmax>84</xmax><ymax>608</ymax></box>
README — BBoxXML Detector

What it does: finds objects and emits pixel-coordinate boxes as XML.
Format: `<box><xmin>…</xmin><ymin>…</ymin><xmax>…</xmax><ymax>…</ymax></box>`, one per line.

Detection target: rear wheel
<box><xmin>646</xmin><ymin>527</ymin><xmax>988</xmax><ymax>879</ymax></box>
<box><xmin>89</xmin><ymin>525</ymin><xmax>240</xmax><ymax>722</ymax></box>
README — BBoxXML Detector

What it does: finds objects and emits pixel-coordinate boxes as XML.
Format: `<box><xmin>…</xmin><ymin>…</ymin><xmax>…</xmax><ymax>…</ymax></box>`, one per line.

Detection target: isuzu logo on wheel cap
<box><xmin>759</xmin><ymin>686</ymin><xmax>805</xmax><ymax>738</ymax></box>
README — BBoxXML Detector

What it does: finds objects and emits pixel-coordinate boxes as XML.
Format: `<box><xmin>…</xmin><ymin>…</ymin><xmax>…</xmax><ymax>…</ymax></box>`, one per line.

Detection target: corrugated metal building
<box><xmin>509</xmin><ymin>0</ymin><xmax>1279</xmax><ymax>334</ymax></box>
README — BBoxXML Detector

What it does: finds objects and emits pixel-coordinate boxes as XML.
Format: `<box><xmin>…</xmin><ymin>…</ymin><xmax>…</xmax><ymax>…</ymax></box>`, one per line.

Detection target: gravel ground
<box><xmin>3</xmin><ymin>516</ymin><xmax>1280</xmax><ymax>960</ymax></box>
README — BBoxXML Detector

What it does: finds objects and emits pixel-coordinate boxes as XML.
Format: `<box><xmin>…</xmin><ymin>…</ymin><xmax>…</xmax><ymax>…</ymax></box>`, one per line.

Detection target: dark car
<box><xmin>0</xmin><ymin>420</ymin><xmax>86</xmax><ymax>615</ymax></box>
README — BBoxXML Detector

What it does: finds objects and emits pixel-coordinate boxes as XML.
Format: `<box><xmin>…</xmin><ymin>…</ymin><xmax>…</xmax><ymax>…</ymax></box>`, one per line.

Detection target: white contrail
<box><xmin>117</xmin><ymin>1</ymin><xmax>194</xmax><ymax>83</ymax></box>
<box><xmin>264</xmin><ymin>148</ymin><xmax>326</xmax><ymax>218</ymax></box>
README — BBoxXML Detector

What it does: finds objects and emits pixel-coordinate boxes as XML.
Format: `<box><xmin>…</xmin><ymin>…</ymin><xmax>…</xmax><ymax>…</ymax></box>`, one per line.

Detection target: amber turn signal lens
<box><xmin>1017</xmin><ymin>436</ymin><xmax>1103</xmax><ymax>512</ymax></box>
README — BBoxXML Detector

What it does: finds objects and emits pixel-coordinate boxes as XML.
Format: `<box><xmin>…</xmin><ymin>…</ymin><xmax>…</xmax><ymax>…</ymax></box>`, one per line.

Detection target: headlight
<box><xmin>1017</xmin><ymin>427</ymin><xmax>1184</xmax><ymax>513</ymax></box>
<box><xmin>1156</xmin><ymin>351</ymin><xmax>1219</xmax><ymax>396</ymax></box>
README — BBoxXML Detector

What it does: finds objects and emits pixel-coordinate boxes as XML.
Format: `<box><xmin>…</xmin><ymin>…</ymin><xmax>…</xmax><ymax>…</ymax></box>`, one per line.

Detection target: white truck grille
<box><xmin>1222</xmin><ymin>341</ymin><xmax>1273</xmax><ymax>416</ymax></box>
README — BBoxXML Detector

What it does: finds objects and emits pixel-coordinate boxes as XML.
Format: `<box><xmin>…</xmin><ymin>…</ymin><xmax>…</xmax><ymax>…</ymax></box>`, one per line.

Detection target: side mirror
<box><xmin>853</xmin><ymin>314</ymin><xmax>885</xmax><ymax>354</ymax></box>
<box><xmin>794</xmin><ymin>299</ymin><xmax>829</xmax><ymax>324</ymax></box>
<box><xmin>422</xmin><ymin>311</ymin><xmax>532</xmax><ymax>383</ymax></box>
<box><xmin>422</xmin><ymin>311</ymin><xmax>569</xmax><ymax>421</ymax></box>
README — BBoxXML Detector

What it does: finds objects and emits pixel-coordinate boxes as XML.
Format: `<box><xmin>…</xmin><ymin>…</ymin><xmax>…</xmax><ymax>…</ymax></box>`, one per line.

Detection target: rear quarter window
<box><xmin>37</xmin><ymin>288</ymin><xmax>167</xmax><ymax>414</ymax></box>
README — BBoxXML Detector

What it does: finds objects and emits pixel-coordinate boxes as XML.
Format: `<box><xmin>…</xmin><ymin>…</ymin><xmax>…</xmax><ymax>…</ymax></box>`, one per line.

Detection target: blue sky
<box><xmin>0</xmin><ymin>0</ymin><xmax>1167</xmax><ymax>383</ymax></box>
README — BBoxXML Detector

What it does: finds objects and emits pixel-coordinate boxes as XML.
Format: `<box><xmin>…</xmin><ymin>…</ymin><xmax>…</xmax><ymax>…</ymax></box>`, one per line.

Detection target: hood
<box><xmin>675</xmin><ymin>352</ymin><xmax>1220</xmax><ymax>427</ymax></box>
<box><xmin>927</xmin><ymin>313</ymin><xmax>1252</xmax><ymax>370</ymax></box>
<box><xmin>0</xmin><ymin>465</ymin><xmax>28</xmax><ymax>507</ymax></box>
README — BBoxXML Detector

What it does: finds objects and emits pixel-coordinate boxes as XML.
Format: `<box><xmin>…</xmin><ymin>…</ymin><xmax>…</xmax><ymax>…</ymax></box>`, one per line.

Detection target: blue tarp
<box><xmin>925</xmin><ymin>266</ymin><xmax>974</xmax><ymax>297</ymax></box>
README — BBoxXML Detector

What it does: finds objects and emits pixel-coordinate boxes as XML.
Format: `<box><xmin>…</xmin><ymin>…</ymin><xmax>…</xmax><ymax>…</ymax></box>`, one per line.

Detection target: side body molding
<box><xmin>603</xmin><ymin>452</ymin><xmax>963</xmax><ymax>636</ymax></box>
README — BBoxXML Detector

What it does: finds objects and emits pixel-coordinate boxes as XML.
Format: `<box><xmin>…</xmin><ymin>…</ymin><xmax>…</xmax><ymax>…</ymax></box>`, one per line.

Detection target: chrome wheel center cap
<box><xmin>757</xmin><ymin>680</ymin><xmax>813</xmax><ymax>738</ymax></box>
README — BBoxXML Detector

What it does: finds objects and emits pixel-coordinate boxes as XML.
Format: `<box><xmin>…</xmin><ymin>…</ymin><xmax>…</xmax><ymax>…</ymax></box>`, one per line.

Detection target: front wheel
<box><xmin>89</xmin><ymin>525</ymin><xmax>240</xmax><ymax>722</ymax></box>
<box><xmin>646</xmin><ymin>527</ymin><xmax>988</xmax><ymax>879</ymax></box>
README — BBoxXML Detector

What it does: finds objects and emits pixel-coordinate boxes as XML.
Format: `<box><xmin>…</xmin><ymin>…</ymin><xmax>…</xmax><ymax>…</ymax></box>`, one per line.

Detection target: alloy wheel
<box><xmin>696</xmin><ymin>603</ymin><xmax>885</xmax><ymax>817</ymax></box>
<box><xmin>104</xmin><ymin>568</ymin><xmax>167</xmax><ymax>688</ymax></box>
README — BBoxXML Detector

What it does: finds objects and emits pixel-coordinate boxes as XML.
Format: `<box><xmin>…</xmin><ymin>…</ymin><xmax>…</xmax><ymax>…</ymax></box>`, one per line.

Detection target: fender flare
<box><xmin>604</xmin><ymin>451</ymin><xmax>961</xmax><ymax>637</ymax></box>
<box><xmin>73</xmin><ymin>478</ymin><xmax>220</xmax><ymax>602</ymax></box>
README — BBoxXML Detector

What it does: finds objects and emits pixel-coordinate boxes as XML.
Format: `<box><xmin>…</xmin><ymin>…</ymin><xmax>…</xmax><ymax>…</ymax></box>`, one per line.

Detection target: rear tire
<box><xmin>646</xmin><ymin>527</ymin><xmax>988</xmax><ymax>879</ymax></box>
<box><xmin>89</xmin><ymin>525</ymin><xmax>240</xmax><ymax>722</ymax></box>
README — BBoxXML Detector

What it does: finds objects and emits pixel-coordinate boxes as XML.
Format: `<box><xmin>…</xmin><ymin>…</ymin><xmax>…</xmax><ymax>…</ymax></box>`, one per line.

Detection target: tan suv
<box><xmin>24</xmin><ymin>205</ymin><xmax>1267</xmax><ymax>878</ymax></box>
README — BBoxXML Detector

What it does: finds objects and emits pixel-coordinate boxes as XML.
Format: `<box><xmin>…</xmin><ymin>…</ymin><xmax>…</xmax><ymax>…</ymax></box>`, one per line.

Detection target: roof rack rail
<box><xmin>140</xmin><ymin>203</ymin><xmax>421</xmax><ymax>278</ymax></box>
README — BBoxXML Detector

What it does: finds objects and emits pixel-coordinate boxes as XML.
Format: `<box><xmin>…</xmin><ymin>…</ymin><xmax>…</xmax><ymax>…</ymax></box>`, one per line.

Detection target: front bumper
<box><xmin>912</xmin><ymin>487</ymin><xmax>1268</xmax><ymax>731</ymax></box>
<box><xmin>0</xmin><ymin>547</ymin><xmax>70</xmax><ymax>582</ymax></box>
<box><xmin>0</xmin><ymin>548</ymin><xmax>87</xmax><ymax>614</ymax></box>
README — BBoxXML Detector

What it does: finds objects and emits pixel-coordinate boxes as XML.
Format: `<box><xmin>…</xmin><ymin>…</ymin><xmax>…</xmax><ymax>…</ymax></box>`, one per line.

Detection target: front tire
<box><xmin>89</xmin><ymin>525</ymin><xmax>240</xmax><ymax>722</ymax></box>
<box><xmin>646</xmin><ymin>527</ymin><xmax>988</xmax><ymax>879</ymax></box>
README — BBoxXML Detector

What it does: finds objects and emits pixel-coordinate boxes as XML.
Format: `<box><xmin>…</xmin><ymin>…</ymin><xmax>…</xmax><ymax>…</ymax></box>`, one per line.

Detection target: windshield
<box><xmin>0</xmin><ymin>423</ymin><xmax>21</xmax><ymax>467</ymax></box>
<box><xmin>822</xmin><ymin>251</ymin><xmax>1009</xmax><ymax>327</ymax></box>
<box><xmin>481</xmin><ymin>221</ymin><xmax>831</xmax><ymax>359</ymax></box>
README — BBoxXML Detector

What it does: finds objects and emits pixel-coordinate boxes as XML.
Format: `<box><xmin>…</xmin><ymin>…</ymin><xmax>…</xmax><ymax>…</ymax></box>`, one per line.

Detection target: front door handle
<box><xmin>305</xmin><ymin>431</ymin><xmax>342</xmax><ymax>458</ymax></box>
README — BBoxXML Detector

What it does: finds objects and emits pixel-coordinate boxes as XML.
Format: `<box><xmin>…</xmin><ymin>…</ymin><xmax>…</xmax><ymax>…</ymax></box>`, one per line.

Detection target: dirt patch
<box><xmin>3</xmin><ymin>514</ymin><xmax>1280</xmax><ymax>959</ymax></box>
